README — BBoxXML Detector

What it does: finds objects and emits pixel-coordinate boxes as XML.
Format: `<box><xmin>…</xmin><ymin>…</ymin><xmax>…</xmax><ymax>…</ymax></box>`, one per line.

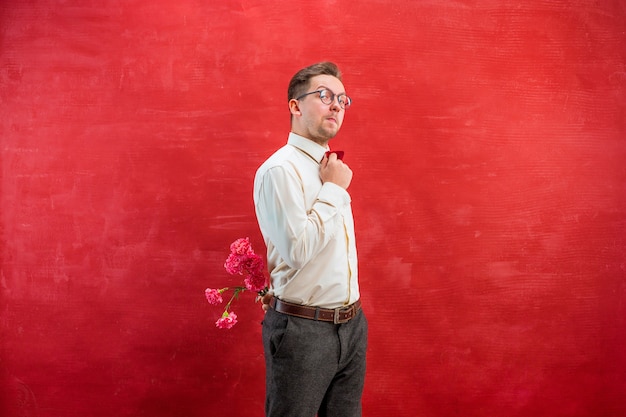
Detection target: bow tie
<box><xmin>325</xmin><ymin>150</ymin><xmax>344</xmax><ymax>161</ymax></box>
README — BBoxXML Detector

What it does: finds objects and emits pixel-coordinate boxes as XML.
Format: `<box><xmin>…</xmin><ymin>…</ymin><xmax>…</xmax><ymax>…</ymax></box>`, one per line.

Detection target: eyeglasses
<box><xmin>295</xmin><ymin>88</ymin><xmax>352</xmax><ymax>110</ymax></box>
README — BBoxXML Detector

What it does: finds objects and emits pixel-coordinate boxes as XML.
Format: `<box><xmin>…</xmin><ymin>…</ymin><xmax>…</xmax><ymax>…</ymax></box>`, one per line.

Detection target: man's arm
<box><xmin>254</xmin><ymin>164</ymin><xmax>350</xmax><ymax>270</ymax></box>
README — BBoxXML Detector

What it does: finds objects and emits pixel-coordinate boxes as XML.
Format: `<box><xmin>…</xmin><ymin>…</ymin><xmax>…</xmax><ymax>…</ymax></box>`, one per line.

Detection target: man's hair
<box><xmin>287</xmin><ymin>62</ymin><xmax>342</xmax><ymax>102</ymax></box>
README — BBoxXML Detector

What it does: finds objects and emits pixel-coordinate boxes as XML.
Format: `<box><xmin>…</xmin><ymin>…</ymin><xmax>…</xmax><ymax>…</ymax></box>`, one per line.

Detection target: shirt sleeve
<box><xmin>255</xmin><ymin>164</ymin><xmax>351</xmax><ymax>270</ymax></box>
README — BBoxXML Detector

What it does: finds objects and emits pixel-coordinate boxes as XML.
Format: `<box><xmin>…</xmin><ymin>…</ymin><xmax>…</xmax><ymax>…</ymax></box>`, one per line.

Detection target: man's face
<box><xmin>291</xmin><ymin>74</ymin><xmax>347</xmax><ymax>145</ymax></box>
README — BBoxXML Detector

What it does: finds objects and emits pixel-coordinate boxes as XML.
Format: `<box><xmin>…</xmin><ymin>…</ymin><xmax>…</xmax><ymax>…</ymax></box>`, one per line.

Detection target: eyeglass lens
<box><xmin>320</xmin><ymin>89</ymin><xmax>351</xmax><ymax>109</ymax></box>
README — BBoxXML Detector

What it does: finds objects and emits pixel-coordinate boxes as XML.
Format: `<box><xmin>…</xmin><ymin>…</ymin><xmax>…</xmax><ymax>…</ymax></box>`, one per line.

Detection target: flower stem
<box><xmin>223</xmin><ymin>286</ymin><xmax>246</xmax><ymax>313</ymax></box>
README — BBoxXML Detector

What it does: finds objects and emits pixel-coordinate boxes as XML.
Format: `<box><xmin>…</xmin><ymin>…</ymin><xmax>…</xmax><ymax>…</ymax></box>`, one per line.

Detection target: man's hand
<box><xmin>320</xmin><ymin>153</ymin><xmax>353</xmax><ymax>189</ymax></box>
<box><xmin>260</xmin><ymin>292</ymin><xmax>273</xmax><ymax>312</ymax></box>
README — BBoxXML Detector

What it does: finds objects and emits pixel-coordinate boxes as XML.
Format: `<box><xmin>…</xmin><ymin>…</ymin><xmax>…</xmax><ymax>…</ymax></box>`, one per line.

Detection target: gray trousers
<box><xmin>262</xmin><ymin>306</ymin><xmax>368</xmax><ymax>417</ymax></box>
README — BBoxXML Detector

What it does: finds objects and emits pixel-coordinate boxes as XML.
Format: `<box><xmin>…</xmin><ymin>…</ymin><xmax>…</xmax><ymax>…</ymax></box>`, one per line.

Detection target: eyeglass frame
<box><xmin>295</xmin><ymin>88</ymin><xmax>352</xmax><ymax>110</ymax></box>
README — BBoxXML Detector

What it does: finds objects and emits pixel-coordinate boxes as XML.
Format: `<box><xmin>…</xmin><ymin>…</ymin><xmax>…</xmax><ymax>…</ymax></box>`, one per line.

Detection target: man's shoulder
<box><xmin>256</xmin><ymin>145</ymin><xmax>297</xmax><ymax>173</ymax></box>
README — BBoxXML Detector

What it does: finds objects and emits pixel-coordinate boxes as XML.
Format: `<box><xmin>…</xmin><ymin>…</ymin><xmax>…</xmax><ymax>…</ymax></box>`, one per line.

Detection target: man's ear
<box><xmin>288</xmin><ymin>99</ymin><xmax>301</xmax><ymax>116</ymax></box>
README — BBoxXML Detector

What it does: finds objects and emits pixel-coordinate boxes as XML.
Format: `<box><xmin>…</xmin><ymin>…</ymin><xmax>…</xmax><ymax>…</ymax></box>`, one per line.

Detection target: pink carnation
<box><xmin>224</xmin><ymin>253</ymin><xmax>243</xmax><ymax>275</ymax></box>
<box><xmin>208</xmin><ymin>238</ymin><xmax>268</xmax><ymax>328</ymax></box>
<box><xmin>225</xmin><ymin>251</ymin><xmax>265</xmax><ymax>276</ymax></box>
<box><xmin>244</xmin><ymin>273</ymin><xmax>267</xmax><ymax>293</ymax></box>
<box><xmin>230</xmin><ymin>237</ymin><xmax>253</xmax><ymax>256</ymax></box>
<box><xmin>205</xmin><ymin>288</ymin><xmax>223</xmax><ymax>305</ymax></box>
<box><xmin>243</xmin><ymin>253</ymin><xmax>265</xmax><ymax>276</ymax></box>
<box><xmin>215</xmin><ymin>311</ymin><xmax>238</xmax><ymax>329</ymax></box>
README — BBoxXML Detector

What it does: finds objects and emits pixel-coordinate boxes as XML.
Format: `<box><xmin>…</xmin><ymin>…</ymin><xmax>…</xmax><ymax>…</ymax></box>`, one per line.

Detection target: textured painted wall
<box><xmin>1</xmin><ymin>1</ymin><xmax>625</xmax><ymax>416</ymax></box>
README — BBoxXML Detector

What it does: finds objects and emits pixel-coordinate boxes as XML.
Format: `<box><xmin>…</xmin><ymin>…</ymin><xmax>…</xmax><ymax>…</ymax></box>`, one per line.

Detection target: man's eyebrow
<box><xmin>315</xmin><ymin>84</ymin><xmax>346</xmax><ymax>94</ymax></box>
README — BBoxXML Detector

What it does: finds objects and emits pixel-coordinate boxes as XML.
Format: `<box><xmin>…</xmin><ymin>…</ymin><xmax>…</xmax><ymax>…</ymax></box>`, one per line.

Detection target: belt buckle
<box><xmin>333</xmin><ymin>306</ymin><xmax>351</xmax><ymax>324</ymax></box>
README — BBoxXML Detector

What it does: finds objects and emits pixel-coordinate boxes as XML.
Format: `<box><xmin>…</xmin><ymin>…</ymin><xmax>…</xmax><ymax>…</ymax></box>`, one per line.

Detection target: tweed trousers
<box><xmin>262</xmin><ymin>306</ymin><xmax>368</xmax><ymax>417</ymax></box>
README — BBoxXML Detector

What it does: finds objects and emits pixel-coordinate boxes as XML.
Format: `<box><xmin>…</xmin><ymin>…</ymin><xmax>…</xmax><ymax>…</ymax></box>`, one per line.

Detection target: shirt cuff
<box><xmin>317</xmin><ymin>182</ymin><xmax>351</xmax><ymax>208</ymax></box>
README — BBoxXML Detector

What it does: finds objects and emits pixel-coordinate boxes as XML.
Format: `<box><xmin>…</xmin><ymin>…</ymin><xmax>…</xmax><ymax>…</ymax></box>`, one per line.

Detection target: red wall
<box><xmin>1</xmin><ymin>1</ymin><xmax>625</xmax><ymax>416</ymax></box>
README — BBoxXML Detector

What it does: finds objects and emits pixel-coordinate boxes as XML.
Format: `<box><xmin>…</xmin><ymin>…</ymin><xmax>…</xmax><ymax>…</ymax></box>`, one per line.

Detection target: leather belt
<box><xmin>269</xmin><ymin>297</ymin><xmax>361</xmax><ymax>324</ymax></box>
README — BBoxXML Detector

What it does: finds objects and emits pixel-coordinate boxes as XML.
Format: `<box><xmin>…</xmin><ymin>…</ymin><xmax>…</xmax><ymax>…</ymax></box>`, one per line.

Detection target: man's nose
<box><xmin>329</xmin><ymin>96</ymin><xmax>341</xmax><ymax>111</ymax></box>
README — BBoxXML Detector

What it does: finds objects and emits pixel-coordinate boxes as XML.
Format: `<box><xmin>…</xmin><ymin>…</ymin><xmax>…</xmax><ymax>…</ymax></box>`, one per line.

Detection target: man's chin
<box><xmin>320</xmin><ymin>127</ymin><xmax>339</xmax><ymax>140</ymax></box>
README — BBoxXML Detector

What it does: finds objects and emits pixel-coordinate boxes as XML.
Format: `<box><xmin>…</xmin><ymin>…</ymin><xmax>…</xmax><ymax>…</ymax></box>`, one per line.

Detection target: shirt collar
<box><xmin>287</xmin><ymin>132</ymin><xmax>328</xmax><ymax>163</ymax></box>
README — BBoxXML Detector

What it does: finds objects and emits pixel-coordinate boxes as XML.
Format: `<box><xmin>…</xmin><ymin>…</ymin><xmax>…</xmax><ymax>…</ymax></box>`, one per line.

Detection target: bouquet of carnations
<box><xmin>205</xmin><ymin>237</ymin><xmax>269</xmax><ymax>329</ymax></box>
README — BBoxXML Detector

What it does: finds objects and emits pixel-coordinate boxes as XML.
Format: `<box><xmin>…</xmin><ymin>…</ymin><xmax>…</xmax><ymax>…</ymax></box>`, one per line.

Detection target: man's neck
<box><xmin>290</xmin><ymin>129</ymin><xmax>330</xmax><ymax>148</ymax></box>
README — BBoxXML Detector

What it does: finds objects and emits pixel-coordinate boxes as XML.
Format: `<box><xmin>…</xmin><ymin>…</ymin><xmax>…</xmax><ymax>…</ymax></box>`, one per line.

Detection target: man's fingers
<box><xmin>260</xmin><ymin>292</ymin><xmax>273</xmax><ymax>312</ymax></box>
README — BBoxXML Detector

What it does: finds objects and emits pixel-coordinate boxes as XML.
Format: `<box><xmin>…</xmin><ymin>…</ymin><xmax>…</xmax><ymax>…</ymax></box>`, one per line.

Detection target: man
<box><xmin>253</xmin><ymin>61</ymin><xmax>367</xmax><ymax>417</ymax></box>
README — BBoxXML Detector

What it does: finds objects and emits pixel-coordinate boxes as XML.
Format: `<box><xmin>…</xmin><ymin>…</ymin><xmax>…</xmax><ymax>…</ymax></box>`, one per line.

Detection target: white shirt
<box><xmin>253</xmin><ymin>132</ymin><xmax>359</xmax><ymax>309</ymax></box>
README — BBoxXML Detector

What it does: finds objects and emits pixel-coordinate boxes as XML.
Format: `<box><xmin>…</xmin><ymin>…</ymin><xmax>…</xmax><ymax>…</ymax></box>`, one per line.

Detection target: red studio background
<box><xmin>1</xmin><ymin>1</ymin><xmax>625</xmax><ymax>416</ymax></box>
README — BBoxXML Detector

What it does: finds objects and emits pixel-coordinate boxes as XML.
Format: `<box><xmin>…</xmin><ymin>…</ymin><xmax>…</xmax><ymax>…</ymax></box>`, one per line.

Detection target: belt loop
<box><xmin>333</xmin><ymin>307</ymin><xmax>341</xmax><ymax>324</ymax></box>
<box><xmin>314</xmin><ymin>307</ymin><xmax>320</xmax><ymax>321</ymax></box>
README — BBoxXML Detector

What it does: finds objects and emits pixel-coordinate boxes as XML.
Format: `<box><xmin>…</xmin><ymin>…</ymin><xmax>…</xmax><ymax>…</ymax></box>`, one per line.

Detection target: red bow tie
<box><xmin>325</xmin><ymin>150</ymin><xmax>344</xmax><ymax>160</ymax></box>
